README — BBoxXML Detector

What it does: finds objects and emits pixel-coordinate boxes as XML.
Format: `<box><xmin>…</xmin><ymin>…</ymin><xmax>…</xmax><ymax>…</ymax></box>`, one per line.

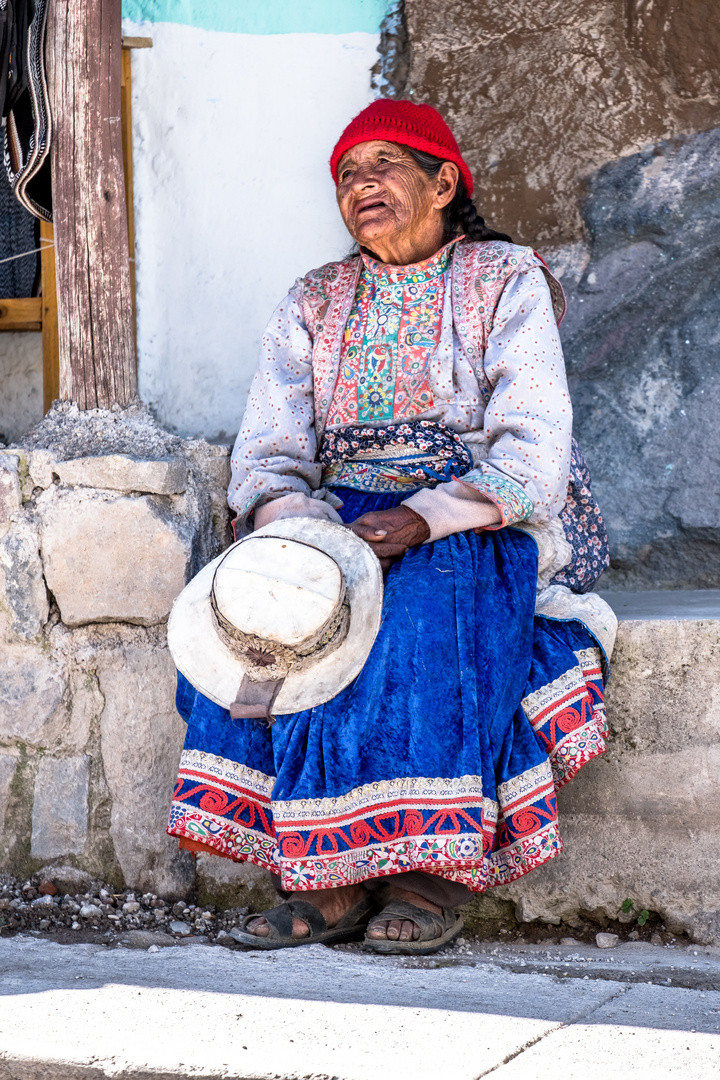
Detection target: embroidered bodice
<box><xmin>326</xmin><ymin>240</ymin><xmax>458</xmax><ymax>428</ymax></box>
<box><xmin>228</xmin><ymin>240</ymin><xmax>573</xmax><ymax>534</ymax></box>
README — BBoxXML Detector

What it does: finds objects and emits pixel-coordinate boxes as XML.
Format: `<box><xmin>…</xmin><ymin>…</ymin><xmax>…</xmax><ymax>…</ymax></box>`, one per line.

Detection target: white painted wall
<box><xmin>125</xmin><ymin>22</ymin><xmax>379</xmax><ymax>441</ymax></box>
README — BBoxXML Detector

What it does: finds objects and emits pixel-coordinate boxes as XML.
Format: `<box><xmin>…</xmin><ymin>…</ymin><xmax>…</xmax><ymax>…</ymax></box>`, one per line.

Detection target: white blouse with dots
<box><xmin>228</xmin><ymin>259</ymin><xmax>572</xmax><ymax>540</ymax></box>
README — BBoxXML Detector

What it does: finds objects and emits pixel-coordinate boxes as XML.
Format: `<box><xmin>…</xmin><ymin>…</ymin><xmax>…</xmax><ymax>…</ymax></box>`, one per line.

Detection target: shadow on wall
<box><xmin>561</xmin><ymin>128</ymin><xmax>720</xmax><ymax>589</ymax></box>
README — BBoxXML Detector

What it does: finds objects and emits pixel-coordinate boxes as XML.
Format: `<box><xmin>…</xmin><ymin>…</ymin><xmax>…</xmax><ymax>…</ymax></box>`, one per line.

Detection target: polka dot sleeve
<box><xmin>460</xmin><ymin>266</ymin><xmax>573</xmax><ymax>526</ymax></box>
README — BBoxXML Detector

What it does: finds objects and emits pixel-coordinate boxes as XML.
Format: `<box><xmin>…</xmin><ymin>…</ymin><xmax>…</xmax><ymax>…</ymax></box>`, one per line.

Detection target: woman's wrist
<box><xmin>403</xmin><ymin>483</ymin><xmax>502</xmax><ymax>541</ymax></box>
<box><xmin>253</xmin><ymin>492</ymin><xmax>343</xmax><ymax>530</ymax></box>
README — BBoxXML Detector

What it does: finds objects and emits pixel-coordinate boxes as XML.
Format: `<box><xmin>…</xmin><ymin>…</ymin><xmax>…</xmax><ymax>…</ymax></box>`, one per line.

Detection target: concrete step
<box><xmin>1</xmin><ymin>936</ymin><xmax>719</xmax><ymax>1079</ymax></box>
<box><xmin>599</xmin><ymin>589</ymin><xmax>720</xmax><ymax>620</ymax></box>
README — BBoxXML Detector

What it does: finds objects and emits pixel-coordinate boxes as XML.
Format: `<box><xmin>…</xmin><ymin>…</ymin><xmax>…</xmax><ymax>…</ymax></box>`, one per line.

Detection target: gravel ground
<box><xmin>0</xmin><ymin>871</ymin><xmax>248</xmax><ymax>948</ymax></box>
<box><xmin>0</xmin><ymin>868</ymin><xmax>693</xmax><ymax>956</ymax></box>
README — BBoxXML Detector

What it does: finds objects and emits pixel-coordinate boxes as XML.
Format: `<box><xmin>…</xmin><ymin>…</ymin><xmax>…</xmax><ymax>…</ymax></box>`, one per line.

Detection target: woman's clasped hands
<box><xmin>348</xmin><ymin>505</ymin><xmax>430</xmax><ymax>572</ymax></box>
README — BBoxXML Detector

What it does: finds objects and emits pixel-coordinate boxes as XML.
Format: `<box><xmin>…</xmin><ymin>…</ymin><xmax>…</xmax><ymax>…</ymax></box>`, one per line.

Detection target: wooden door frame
<box><xmin>0</xmin><ymin>34</ymin><xmax>151</xmax><ymax>413</ymax></box>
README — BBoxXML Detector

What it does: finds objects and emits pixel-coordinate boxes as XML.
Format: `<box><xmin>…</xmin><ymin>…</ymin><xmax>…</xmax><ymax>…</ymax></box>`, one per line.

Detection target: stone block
<box><xmin>55</xmin><ymin>455</ymin><xmax>187</xmax><ymax>495</ymax></box>
<box><xmin>40</xmin><ymin>491</ymin><xmax>192</xmax><ymax>626</ymax></box>
<box><xmin>31</xmin><ymin>756</ymin><xmax>90</xmax><ymax>860</ymax></box>
<box><xmin>0</xmin><ymin>518</ymin><xmax>49</xmax><ymax>638</ymax></box>
<box><xmin>0</xmin><ymin>454</ymin><xmax>21</xmax><ymax>538</ymax></box>
<box><xmin>98</xmin><ymin>646</ymin><xmax>193</xmax><ymax>898</ymax></box>
<box><xmin>195</xmin><ymin>852</ymin><xmax>276</xmax><ymax>912</ymax></box>
<box><xmin>65</xmin><ymin>669</ymin><xmax>104</xmax><ymax>753</ymax></box>
<box><xmin>26</xmin><ymin>450</ymin><xmax>56</xmax><ymax>490</ymax></box>
<box><xmin>0</xmin><ymin>753</ymin><xmax>19</xmax><ymax>846</ymax></box>
<box><xmin>560</xmin><ymin>127</ymin><xmax>720</xmax><ymax>588</ymax></box>
<box><xmin>0</xmin><ymin>642</ymin><xmax>65</xmax><ymax>744</ymax></box>
<box><xmin>602</xmin><ymin>618</ymin><xmax>720</xmax><ymax>753</ymax></box>
<box><xmin>40</xmin><ymin>864</ymin><xmax>93</xmax><ymax>895</ymax></box>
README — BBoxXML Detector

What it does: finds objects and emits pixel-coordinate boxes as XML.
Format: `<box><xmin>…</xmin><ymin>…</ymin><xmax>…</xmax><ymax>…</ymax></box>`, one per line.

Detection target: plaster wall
<box><xmin>0</xmin><ymin>334</ymin><xmax>43</xmax><ymax>446</ymax></box>
<box><xmin>123</xmin><ymin>11</ymin><xmax>383</xmax><ymax>442</ymax></box>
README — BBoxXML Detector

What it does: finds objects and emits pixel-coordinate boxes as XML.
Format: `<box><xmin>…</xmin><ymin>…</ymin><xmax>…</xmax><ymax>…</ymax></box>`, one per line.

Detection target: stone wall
<box><xmin>0</xmin><ymin>403</ymin><xmax>244</xmax><ymax>903</ymax></box>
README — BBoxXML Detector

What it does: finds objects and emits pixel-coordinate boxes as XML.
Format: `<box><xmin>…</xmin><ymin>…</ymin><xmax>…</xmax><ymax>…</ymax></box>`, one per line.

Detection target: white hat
<box><xmin>167</xmin><ymin>518</ymin><xmax>383</xmax><ymax>719</ymax></box>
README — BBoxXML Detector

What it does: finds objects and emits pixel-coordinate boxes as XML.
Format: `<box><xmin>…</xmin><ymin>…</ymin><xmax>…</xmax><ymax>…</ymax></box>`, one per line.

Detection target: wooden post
<box><xmin>46</xmin><ymin>0</ymin><xmax>137</xmax><ymax>409</ymax></box>
<box><xmin>40</xmin><ymin>220</ymin><xmax>60</xmax><ymax>410</ymax></box>
<box><xmin>120</xmin><ymin>45</ymin><xmax>137</xmax><ymax>353</ymax></box>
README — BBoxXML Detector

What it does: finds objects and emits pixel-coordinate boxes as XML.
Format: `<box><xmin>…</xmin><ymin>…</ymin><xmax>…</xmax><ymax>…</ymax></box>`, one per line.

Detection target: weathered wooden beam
<box><xmin>47</xmin><ymin>0</ymin><xmax>137</xmax><ymax>409</ymax></box>
<box><xmin>120</xmin><ymin>46</ymin><xmax>137</xmax><ymax>356</ymax></box>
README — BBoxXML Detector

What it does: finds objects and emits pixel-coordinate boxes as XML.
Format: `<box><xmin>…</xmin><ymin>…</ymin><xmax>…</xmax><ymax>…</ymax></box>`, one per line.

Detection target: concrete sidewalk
<box><xmin>1</xmin><ymin>936</ymin><xmax>719</xmax><ymax>1079</ymax></box>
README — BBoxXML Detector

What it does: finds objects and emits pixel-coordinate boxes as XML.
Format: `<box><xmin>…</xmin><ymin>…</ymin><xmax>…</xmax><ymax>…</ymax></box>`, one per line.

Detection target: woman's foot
<box><xmin>365</xmin><ymin>886</ymin><xmax>443</xmax><ymax>942</ymax></box>
<box><xmin>244</xmin><ymin>883</ymin><xmax>367</xmax><ymax>939</ymax></box>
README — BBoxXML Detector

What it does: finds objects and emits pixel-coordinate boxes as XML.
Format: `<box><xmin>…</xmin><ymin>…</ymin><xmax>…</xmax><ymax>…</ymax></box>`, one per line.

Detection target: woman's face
<box><xmin>335</xmin><ymin>140</ymin><xmax>458</xmax><ymax>264</ymax></box>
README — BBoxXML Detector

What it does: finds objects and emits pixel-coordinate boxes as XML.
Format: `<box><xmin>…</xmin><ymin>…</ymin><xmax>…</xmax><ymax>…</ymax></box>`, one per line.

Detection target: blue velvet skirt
<box><xmin>168</xmin><ymin>490</ymin><xmax>607</xmax><ymax>893</ymax></box>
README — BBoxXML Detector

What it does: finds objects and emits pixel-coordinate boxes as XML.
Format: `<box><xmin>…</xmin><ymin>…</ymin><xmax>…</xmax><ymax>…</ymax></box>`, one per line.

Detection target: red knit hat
<box><xmin>330</xmin><ymin>99</ymin><xmax>474</xmax><ymax>197</ymax></box>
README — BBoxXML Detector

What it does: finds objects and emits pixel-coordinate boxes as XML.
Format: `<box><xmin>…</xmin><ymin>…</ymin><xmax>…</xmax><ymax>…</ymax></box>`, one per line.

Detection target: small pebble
<box><xmin>560</xmin><ymin>937</ymin><xmax>579</xmax><ymax>946</ymax></box>
<box><xmin>169</xmin><ymin>920</ymin><xmax>192</xmax><ymax>936</ymax></box>
<box><xmin>147</xmin><ymin>945</ymin><xmax>159</xmax><ymax>954</ymax></box>
<box><xmin>79</xmin><ymin>904</ymin><xmax>102</xmax><ymax>919</ymax></box>
<box><xmin>31</xmin><ymin>894</ymin><xmax>54</xmax><ymax>907</ymax></box>
<box><xmin>38</xmin><ymin>881</ymin><xmax>58</xmax><ymax>897</ymax></box>
<box><xmin>123</xmin><ymin>901</ymin><xmax>141</xmax><ymax>914</ymax></box>
<box><xmin>596</xmin><ymin>932</ymin><xmax>619</xmax><ymax>949</ymax></box>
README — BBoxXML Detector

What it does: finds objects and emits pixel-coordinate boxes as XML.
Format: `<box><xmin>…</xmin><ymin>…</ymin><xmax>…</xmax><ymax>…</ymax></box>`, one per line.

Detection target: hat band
<box><xmin>209</xmin><ymin>593</ymin><xmax>351</xmax><ymax>683</ymax></box>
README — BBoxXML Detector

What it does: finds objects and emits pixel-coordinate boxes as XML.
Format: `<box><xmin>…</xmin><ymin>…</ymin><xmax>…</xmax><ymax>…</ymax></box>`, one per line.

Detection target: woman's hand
<box><xmin>348</xmin><ymin>506</ymin><xmax>430</xmax><ymax>572</ymax></box>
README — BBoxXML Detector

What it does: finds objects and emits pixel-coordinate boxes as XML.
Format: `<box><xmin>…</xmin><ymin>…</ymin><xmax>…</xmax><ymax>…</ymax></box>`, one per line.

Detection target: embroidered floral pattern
<box><xmin>167</xmin><ymin>654</ymin><xmax>606</xmax><ymax>893</ymax></box>
<box><xmin>320</xmin><ymin>419</ymin><xmax>472</xmax><ymax>493</ymax></box>
<box><xmin>302</xmin><ymin>258</ymin><xmax>362</xmax><ymax>441</ymax></box>
<box><xmin>326</xmin><ymin>242</ymin><xmax>457</xmax><ymax>429</ymax></box>
<box><xmin>459</xmin><ymin>469</ymin><xmax>534</xmax><ymax>527</ymax></box>
<box><xmin>551</xmin><ymin>439</ymin><xmax>610</xmax><ymax>594</ymax></box>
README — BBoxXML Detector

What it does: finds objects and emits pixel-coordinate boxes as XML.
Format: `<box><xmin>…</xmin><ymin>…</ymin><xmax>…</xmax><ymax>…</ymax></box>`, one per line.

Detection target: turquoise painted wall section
<box><xmin>121</xmin><ymin>0</ymin><xmax>391</xmax><ymax>35</ymax></box>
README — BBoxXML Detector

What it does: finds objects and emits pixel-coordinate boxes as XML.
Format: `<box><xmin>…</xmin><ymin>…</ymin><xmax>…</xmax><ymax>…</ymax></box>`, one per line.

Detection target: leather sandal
<box><xmin>232</xmin><ymin>891</ymin><xmax>376</xmax><ymax>950</ymax></box>
<box><xmin>363</xmin><ymin>899</ymin><xmax>464</xmax><ymax>955</ymax></box>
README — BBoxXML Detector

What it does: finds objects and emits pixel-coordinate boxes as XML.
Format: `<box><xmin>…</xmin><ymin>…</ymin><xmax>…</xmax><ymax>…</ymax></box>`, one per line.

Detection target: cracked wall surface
<box><xmin>404</xmin><ymin>0</ymin><xmax>720</xmax><ymax>246</ymax></box>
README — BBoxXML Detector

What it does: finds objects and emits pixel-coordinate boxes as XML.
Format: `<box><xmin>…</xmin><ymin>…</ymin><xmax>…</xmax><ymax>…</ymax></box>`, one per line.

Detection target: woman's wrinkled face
<box><xmin>335</xmin><ymin>140</ymin><xmax>457</xmax><ymax>262</ymax></box>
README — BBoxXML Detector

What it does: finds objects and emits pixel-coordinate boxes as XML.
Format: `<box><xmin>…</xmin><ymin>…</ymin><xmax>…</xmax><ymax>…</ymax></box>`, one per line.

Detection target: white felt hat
<box><xmin>167</xmin><ymin>518</ymin><xmax>383</xmax><ymax>717</ymax></box>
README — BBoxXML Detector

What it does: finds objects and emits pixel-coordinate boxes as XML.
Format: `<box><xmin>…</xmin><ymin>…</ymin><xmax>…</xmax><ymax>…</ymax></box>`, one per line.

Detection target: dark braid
<box><xmin>405</xmin><ymin>147</ymin><xmax>513</xmax><ymax>244</ymax></box>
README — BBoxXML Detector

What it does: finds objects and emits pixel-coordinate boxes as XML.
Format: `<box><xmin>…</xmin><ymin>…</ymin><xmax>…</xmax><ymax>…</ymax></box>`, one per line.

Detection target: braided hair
<box><xmin>406</xmin><ymin>147</ymin><xmax>513</xmax><ymax>244</ymax></box>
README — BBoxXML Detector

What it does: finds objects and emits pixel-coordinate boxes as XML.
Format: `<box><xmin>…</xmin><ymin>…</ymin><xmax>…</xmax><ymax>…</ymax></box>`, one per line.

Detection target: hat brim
<box><xmin>167</xmin><ymin>518</ymin><xmax>383</xmax><ymax>714</ymax></box>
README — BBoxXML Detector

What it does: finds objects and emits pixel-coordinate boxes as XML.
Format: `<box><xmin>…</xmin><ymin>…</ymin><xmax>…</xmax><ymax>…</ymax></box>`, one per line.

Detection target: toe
<box><xmin>367</xmin><ymin>920</ymin><xmax>388</xmax><ymax>940</ymax></box>
<box><xmin>292</xmin><ymin>917</ymin><xmax>310</xmax><ymax>938</ymax></box>
<box><xmin>398</xmin><ymin>919</ymin><xmax>416</xmax><ymax>941</ymax></box>
<box><xmin>246</xmin><ymin>917</ymin><xmax>269</xmax><ymax>938</ymax></box>
<box><xmin>386</xmin><ymin>919</ymin><xmax>403</xmax><ymax>940</ymax></box>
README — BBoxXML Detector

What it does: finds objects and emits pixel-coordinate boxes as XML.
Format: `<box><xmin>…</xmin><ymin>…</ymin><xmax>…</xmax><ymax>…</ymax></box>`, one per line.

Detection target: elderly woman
<box><xmin>168</xmin><ymin>100</ymin><xmax>614</xmax><ymax>954</ymax></box>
